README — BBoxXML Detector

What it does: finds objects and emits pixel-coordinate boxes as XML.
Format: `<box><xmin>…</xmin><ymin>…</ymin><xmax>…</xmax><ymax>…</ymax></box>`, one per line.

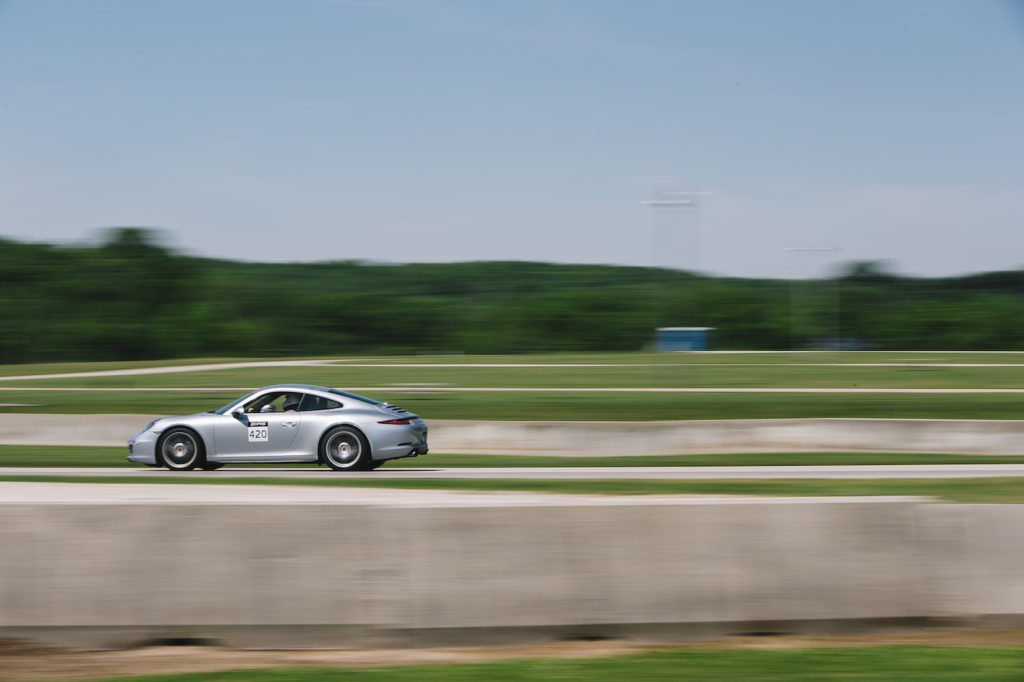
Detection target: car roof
<box><xmin>256</xmin><ymin>384</ymin><xmax>331</xmax><ymax>392</ymax></box>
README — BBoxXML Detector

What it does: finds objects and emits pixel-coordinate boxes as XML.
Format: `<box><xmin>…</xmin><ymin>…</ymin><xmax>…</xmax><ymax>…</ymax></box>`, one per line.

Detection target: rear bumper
<box><xmin>375</xmin><ymin>436</ymin><xmax>428</xmax><ymax>461</ymax></box>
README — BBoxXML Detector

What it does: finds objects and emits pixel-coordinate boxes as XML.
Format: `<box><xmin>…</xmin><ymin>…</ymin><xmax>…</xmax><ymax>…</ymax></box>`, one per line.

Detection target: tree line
<box><xmin>1</xmin><ymin>228</ymin><xmax>1023</xmax><ymax>363</ymax></box>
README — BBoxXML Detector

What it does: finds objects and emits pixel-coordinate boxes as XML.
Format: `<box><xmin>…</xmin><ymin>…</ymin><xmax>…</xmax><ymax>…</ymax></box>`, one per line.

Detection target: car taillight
<box><xmin>378</xmin><ymin>418</ymin><xmax>411</xmax><ymax>425</ymax></box>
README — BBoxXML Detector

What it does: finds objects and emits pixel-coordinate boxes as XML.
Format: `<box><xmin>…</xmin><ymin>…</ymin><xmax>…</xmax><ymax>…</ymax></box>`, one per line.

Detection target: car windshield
<box><xmin>214</xmin><ymin>392</ymin><xmax>256</xmax><ymax>415</ymax></box>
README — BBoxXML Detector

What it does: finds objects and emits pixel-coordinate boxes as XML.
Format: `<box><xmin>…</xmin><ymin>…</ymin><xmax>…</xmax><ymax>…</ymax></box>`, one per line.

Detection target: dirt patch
<box><xmin>4</xmin><ymin>631</ymin><xmax>1024</xmax><ymax>681</ymax></box>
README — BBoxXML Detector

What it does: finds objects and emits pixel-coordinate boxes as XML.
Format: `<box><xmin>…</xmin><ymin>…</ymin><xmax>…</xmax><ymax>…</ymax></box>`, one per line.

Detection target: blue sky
<box><xmin>1</xmin><ymin>0</ymin><xmax>1022</xmax><ymax>278</ymax></box>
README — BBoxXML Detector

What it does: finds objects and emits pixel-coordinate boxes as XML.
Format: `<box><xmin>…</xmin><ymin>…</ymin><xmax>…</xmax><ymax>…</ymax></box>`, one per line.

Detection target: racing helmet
<box><xmin>283</xmin><ymin>394</ymin><xmax>301</xmax><ymax>411</ymax></box>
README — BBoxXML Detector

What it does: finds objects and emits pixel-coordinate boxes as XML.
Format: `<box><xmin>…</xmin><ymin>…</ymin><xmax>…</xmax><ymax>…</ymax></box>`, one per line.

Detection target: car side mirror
<box><xmin>231</xmin><ymin>410</ymin><xmax>249</xmax><ymax>425</ymax></box>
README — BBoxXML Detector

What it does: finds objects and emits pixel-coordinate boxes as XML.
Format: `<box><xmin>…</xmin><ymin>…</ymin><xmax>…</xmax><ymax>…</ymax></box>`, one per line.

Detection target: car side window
<box><xmin>243</xmin><ymin>392</ymin><xmax>302</xmax><ymax>413</ymax></box>
<box><xmin>243</xmin><ymin>392</ymin><xmax>281</xmax><ymax>413</ymax></box>
<box><xmin>298</xmin><ymin>395</ymin><xmax>341</xmax><ymax>412</ymax></box>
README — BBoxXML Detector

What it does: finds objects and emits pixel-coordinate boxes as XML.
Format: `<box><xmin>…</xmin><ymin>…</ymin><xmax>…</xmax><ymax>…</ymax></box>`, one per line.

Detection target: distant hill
<box><xmin>1</xmin><ymin>229</ymin><xmax>1022</xmax><ymax>362</ymax></box>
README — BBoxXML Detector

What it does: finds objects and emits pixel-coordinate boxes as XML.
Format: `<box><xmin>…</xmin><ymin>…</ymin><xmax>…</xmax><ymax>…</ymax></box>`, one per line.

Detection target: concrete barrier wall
<box><xmin>0</xmin><ymin>414</ymin><xmax>160</xmax><ymax>449</ymax></box>
<box><xmin>4</xmin><ymin>414</ymin><xmax>1022</xmax><ymax>456</ymax></box>
<box><xmin>429</xmin><ymin>418</ymin><xmax>1024</xmax><ymax>456</ymax></box>
<box><xmin>2</xmin><ymin>488</ymin><xmax>1023</xmax><ymax>648</ymax></box>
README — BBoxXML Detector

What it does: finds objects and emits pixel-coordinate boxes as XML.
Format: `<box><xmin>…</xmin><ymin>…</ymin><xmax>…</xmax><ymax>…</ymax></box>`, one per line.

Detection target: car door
<box><xmin>239</xmin><ymin>411</ymin><xmax>302</xmax><ymax>456</ymax></box>
<box><xmin>213</xmin><ymin>395</ymin><xmax>304</xmax><ymax>459</ymax></box>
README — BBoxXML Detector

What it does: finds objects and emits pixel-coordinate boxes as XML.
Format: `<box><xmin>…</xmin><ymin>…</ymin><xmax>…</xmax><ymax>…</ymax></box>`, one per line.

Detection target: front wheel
<box><xmin>158</xmin><ymin>428</ymin><xmax>204</xmax><ymax>471</ymax></box>
<box><xmin>320</xmin><ymin>426</ymin><xmax>370</xmax><ymax>471</ymax></box>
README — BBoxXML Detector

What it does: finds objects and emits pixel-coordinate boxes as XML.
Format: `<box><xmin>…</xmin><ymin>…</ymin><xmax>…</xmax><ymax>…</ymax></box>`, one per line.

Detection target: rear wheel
<box><xmin>158</xmin><ymin>428</ymin><xmax>204</xmax><ymax>471</ymax></box>
<box><xmin>200</xmin><ymin>462</ymin><xmax>224</xmax><ymax>471</ymax></box>
<box><xmin>321</xmin><ymin>427</ymin><xmax>370</xmax><ymax>471</ymax></box>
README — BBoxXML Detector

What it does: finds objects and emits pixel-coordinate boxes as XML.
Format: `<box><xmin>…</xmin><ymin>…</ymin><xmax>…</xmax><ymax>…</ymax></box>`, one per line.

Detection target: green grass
<box><xmin>5</xmin><ymin>351</ymin><xmax>1024</xmax><ymax>392</ymax></box>
<box><xmin>9</xmin><ymin>361</ymin><xmax>1024</xmax><ymax>389</ymax></box>
<box><xmin>5</xmin><ymin>351</ymin><xmax>1024</xmax><ymax>421</ymax></box>
<box><xmin>415</xmin><ymin>452</ymin><xmax>1024</xmax><ymax>467</ymax></box>
<box><xmin>7</xmin><ymin>445</ymin><xmax>1024</xmax><ymax>468</ymax></box>
<box><xmin>6</xmin><ymin>389</ymin><xmax>1024</xmax><ymax>421</ymax></box>
<box><xmin>0</xmin><ymin>389</ymin><xmax>242</xmax><ymax>415</ymax></box>
<box><xmin>322</xmin><ymin>351</ymin><xmax>1024</xmax><ymax>365</ymax></box>
<box><xmin>70</xmin><ymin>645</ymin><xmax>1024</xmax><ymax>682</ymax></box>
<box><xmin>6</xmin><ymin>351</ymin><xmax>1024</xmax><ymax>376</ymax></box>
<box><xmin>5</xmin><ymin>474</ymin><xmax>1024</xmax><ymax>503</ymax></box>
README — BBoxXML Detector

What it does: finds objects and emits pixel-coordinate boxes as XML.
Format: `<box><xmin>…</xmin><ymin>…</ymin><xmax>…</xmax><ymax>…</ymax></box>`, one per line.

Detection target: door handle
<box><xmin>282</xmin><ymin>421</ymin><xmax>298</xmax><ymax>428</ymax></box>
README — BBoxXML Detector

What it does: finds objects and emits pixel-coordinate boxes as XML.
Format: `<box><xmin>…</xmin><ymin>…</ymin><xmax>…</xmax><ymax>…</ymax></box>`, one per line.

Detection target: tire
<box><xmin>366</xmin><ymin>459</ymin><xmax>385</xmax><ymax>470</ymax></box>
<box><xmin>158</xmin><ymin>427</ymin><xmax>204</xmax><ymax>471</ymax></box>
<box><xmin>320</xmin><ymin>426</ymin><xmax>370</xmax><ymax>471</ymax></box>
<box><xmin>200</xmin><ymin>462</ymin><xmax>224</xmax><ymax>471</ymax></box>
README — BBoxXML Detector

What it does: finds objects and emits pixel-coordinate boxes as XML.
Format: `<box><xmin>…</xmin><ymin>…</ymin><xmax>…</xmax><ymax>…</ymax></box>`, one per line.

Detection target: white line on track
<box><xmin>0</xmin><ymin>360</ymin><xmax>334</xmax><ymax>382</ymax></box>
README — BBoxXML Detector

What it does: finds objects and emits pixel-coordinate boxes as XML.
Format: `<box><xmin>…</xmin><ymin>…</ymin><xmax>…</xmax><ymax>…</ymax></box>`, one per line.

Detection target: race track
<box><xmin>6</xmin><ymin>464</ymin><xmax>1024</xmax><ymax>479</ymax></box>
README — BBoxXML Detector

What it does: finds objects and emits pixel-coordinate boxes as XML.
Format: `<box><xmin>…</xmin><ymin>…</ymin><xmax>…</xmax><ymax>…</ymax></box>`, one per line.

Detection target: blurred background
<box><xmin>1</xmin><ymin>225</ymin><xmax>1023</xmax><ymax>361</ymax></box>
<box><xmin>1</xmin><ymin>1</ymin><xmax>1023</xmax><ymax>363</ymax></box>
<box><xmin>4</xmin><ymin>3</ymin><xmax>1024</xmax><ymax>679</ymax></box>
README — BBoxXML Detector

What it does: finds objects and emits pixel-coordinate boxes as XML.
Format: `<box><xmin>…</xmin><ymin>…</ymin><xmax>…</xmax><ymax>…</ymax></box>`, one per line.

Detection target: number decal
<box><xmin>248</xmin><ymin>427</ymin><xmax>269</xmax><ymax>443</ymax></box>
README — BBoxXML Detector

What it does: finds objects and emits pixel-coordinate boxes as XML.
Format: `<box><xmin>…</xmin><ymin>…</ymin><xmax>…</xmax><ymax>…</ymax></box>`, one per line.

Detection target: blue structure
<box><xmin>655</xmin><ymin>327</ymin><xmax>714</xmax><ymax>351</ymax></box>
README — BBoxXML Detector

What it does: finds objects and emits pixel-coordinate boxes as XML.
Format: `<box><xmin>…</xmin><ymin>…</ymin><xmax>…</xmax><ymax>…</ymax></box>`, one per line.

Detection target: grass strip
<box><xmin>8</xmin><ymin>446</ymin><xmax>1024</xmax><ymax>468</ymax></box>
<box><xmin>9</xmin><ymin>353</ymin><xmax>1024</xmax><ymax>389</ymax></box>
<box><xmin>0</xmin><ymin>445</ymin><xmax>139</xmax><ymax>467</ymax></box>
<box><xmin>420</xmin><ymin>452</ymin><xmax>1024</xmax><ymax>467</ymax></box>
<box><xmin>7</xmin><ymin>390</ymin><xmax>1024</xmax><ymax>421</ymax></box>
<box><xmin>10</xmin><ymin>364</ymin><xmax>1024</xmax><ymax>389</ymax></box>
<box><xmin>3</xmin><ymin>475</ymin><xmax>1024</xmax><ymax>503</ymax></box>
<box><xmin>73</xmin><ymin>645</ymin><xmax>1024</xmax><ymax>682</ymax></box>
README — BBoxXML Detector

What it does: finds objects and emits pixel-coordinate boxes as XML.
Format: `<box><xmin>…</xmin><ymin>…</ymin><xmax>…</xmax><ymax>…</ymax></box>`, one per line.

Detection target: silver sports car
<box><xmin>127</xmin><ymin>384</ymin><xmax>428</xmax><ymax>471</ymax></box>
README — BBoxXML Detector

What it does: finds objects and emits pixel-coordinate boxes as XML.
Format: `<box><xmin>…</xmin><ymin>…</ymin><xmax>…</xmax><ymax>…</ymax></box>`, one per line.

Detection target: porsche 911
<box><xmin>127</xmin><ymin>384</ymin><xmax>428</xmax><ymax>471</ymax></box>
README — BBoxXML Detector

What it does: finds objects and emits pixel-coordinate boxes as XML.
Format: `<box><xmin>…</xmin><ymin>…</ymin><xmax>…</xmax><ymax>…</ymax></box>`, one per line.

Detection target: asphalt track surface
<box><xmin>6</xmin><ymin>465</ymin><xmax>1024</xmax><ymax>479</ymax></box>
<box><xmin>0</xmin><ymin>481</ymin><xmax>926</xmax><ymax>507</ymax></box>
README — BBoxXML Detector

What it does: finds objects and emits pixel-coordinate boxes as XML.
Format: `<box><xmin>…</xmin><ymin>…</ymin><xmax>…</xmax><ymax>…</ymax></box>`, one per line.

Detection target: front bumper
<box><xmin>126</xmin><ymin>428</ymin><xmax>160</xmax><ymax>466</ymax></box>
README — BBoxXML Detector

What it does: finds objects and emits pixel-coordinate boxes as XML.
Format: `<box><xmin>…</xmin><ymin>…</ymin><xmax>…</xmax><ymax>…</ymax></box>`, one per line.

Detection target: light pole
<box><xmin>642</xmin><ymin>190</ymin><xmax>710</xmax><ymax>347</ymax></box>
<box><xmin>641</xmin><ymin>190</ymin><xmax>710</xmax><ymax>268</ymax></box>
